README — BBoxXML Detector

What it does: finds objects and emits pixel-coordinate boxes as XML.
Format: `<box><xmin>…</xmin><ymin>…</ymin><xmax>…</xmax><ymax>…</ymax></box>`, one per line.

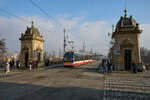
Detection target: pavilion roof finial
<box><xmin>31</xmin><ymin>20</ymin><xmax>34</xmax><ymax>26</ymax></box>
<box><xmin>124</xmin><ymin>8</ymin><xmax>127</xmax><ymax>17</ymax></box>
<box><xmin>124</xmin><ymin>0</ymin><xmax>128</xmax><ymax>18</ymax></box>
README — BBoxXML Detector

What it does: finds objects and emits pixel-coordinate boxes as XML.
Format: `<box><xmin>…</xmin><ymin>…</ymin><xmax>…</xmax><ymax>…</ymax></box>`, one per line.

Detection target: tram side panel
<box><xmin>64</xmin><ymin>52</ymin><xmax>93</xmax><ymax>67</ymax></box>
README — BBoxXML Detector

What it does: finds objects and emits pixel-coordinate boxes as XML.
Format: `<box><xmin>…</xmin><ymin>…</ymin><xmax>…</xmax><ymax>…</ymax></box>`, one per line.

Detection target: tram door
<box><xmin>25</xmin><ymin>52</ymin><xmax>29</xmax><ymax>67</ymax></box>
<box><xmin>124</xmin><ymin>50</ymin><xmax>132</xmax><ymax>70</ymax></box>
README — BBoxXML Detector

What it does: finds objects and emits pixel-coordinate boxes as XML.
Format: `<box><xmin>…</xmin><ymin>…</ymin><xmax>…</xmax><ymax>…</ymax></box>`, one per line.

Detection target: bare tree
<box><xmin>0</xmin><ymin>39</ymin><xmax>5</xmax><ymax>56</ymax></box>
<box><xmin>43</xmin><ymin>51</ymin><xmax>48</xmax><ymax>61</ymax></box>
<box><xmin>52</xmin><ymin>50</ymin><xmax>56</xmax><ymax>58</ymax></box>
<box><xmin>140</xmin><ymin>47</ymin><xmax>150</xmax><ymax>64</ymax></box>
<box><xmin>0</xmin><ymin>39</ymin><xmax>6</xmax><ymax>67</ymax></box>
<box><xmin>141</xmin><ymin>47</ymin><xmax>149</xmax><ymax>57</ymax></box>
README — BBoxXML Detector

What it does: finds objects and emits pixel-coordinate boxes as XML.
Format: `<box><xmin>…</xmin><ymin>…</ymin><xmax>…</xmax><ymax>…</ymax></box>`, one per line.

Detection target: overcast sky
<box><xmin>0</xmin><ymin>0</ymin><xmax>150</xmax><ymax>55</ymax></box>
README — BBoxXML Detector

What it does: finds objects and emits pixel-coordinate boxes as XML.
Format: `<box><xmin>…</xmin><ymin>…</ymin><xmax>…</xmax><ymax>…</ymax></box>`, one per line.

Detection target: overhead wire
<box><xmin>0</xmin><ymin>1</ymin><xmax>65</xmax><ymax>34</ymax></box>
<box><xmin>0</xmin><ymin>6</ymin><xmax>63</xmax><ymax>54</ymax></box>
<box><xmin>0</xmin><ymin>8</ymin><xmax>61</xmax><ymax>49</ymax></box>
<box><xmin>29</xmin><ymin>0</ymin><xmax>65</xmax><ymax>29</ymax></box>
<box><xmin>1</xmin><ymin>8</ymin><xmax>60</xmax><ymax>36</ymax></box>
<box><xmin>0</xmin><ymin>0</ymin><xmax>90</xmax><ymax>53</ymax></box>
<box><xmin>0</xmin><ymin>9</ymin><xmax>30</xmax><ymax>24</ymax></box>
<box><xmin>29</xmin><ymin>0</ymin><xmax>78</xmax><ymax>41</ymax></box>
<box><xmin>29</xmin><ymin>0</ymin><xmax>72</xmax><ymax>53</ymax></box>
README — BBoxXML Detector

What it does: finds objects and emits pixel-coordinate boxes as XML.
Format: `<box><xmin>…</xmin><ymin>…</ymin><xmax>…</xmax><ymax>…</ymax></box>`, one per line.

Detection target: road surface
<box><xmin>0</xmin><ymin>61</ymin><xmax>150</xmax><ymax>100</ymax></box>
<box><xmin>0</xmin><ymin>61</ymin><xmax>105</xmax><ymax>100</ymax></box>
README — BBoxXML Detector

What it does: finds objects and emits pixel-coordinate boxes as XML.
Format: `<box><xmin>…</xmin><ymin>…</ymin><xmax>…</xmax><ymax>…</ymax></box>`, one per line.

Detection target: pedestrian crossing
<box><xmin>104</xmin><ymin>75</ymin><xmax>150</xmax><ymax>100</ymax></box>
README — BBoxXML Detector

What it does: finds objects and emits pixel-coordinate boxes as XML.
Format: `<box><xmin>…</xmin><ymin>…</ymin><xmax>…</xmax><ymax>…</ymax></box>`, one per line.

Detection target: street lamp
<box><xmin>68</xmin><ymin>41</ymin><xmax>74</xmax><ymax>51</ymax></box>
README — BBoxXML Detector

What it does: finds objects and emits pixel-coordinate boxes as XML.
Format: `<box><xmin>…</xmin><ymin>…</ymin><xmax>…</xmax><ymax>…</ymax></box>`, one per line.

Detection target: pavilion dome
<box><xmin>116</xmin><ymin>9</ymin><xmax>139</xmax><ymax>30</ymax></box>
<box><xmin>24</xmin><ymin>21</ymin><xmax>41</xmax><ymax>36</ymax></box>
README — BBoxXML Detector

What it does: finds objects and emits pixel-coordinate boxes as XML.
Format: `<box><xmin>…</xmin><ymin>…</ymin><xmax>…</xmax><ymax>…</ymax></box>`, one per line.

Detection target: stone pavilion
<box><xmin>19</xmin><ymin>21</ymin><xmax>44</xmax><ymax>67</ymax></box>
<box><xmin>112</xmin><ymin>9</ymin><xmax>142</xmax><ymax>70</ymax></box>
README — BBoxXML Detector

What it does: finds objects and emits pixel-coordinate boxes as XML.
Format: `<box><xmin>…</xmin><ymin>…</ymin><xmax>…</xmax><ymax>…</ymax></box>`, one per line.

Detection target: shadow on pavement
<box><xmin>83</xmin><ymin>67</ymin><xmax>99</xmax><ymax>72</ymax></box>
<box><xmin>0</xmin><ymin>82</ymin><xmax>150</xmax><ymax>100</ymax></box>
<box><xmin>0</xmin><ymin>82</ymin><xmax>103</xmax><ymax>100</ymax></box>
<box><xmin>45</xmin><ymin>64</ymin><xmax>64</xmax><ymax>69</ymax></box>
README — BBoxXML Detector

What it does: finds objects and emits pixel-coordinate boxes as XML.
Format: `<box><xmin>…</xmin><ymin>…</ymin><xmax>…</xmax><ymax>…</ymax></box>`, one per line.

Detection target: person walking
<box><xmin>16</xmin><ymin>60</ymin><xmax>20</xmax><ymax>69</ymax></box>
<box><xmin>36</xmin><ymin>60</ymin><xmax>38</xmax><ymax>68</ymax></box>
<box><xmin>12</xmin><ymin>59</ymin><xmax>15</xmax><ymax>69</ymax></box>
<box><xmin>98</xmin><ymin>63</ymin><xmax>102</xmax><ymax>73</ymax></box>
<box><xmin>33</xmin><ymin>60</ymin><xmax>37</xmax><ymax>68</ymax></box>
<box><xmin>29</xmin><ymin>61</ymin><xmax>32</xmax><ymax>70</ymax></box>
<box><xmin>131</xmin><ymin>61</ymin><xmax>137</xmax><ymax>74</ymax></box>
<box><xmin>17</xmin><ymin>61</ymin><xmax>21</xmax><ymax>69</ymax></box>
<box><xmin>5</xmin><ymin>59</ymin><xmax>10</xmax><ymax>74</ymax></box>
<box><xmin>106</xmin><ymin>59</ymin><xmax>112</xmax><ymax>73</ymax></box>
<box><xmin>9</xmin><ymin>60</ymin><xmax>12</xmax><ymax>69</ymax></box>
<box><xmin>102</xmin><ymin>59</ymin><xmax>107</xmax><ymax>74</ymax></box>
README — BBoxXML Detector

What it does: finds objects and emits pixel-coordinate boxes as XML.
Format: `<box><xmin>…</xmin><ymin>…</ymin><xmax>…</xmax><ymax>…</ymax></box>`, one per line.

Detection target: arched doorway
<box><xmin>33</xmin><ymin>50</ymin><xmax>41</xmax><ymax>62</ymax></box>
<box><xmin>25</xmin><ymin>51</ymin><xmax>29</xmax><ymax>67</ymax></box>
<box><xmin>124</xmin><ymin>50</ymin><xmax>132</xmax><ymax>70</ymax></box>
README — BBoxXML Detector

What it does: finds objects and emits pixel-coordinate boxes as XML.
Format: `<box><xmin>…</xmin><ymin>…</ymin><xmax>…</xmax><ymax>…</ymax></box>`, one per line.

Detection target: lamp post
<box><xmin>68</xmin><ymin>41</ymin><xmax>74</xmax><ymax>52</ymax></box>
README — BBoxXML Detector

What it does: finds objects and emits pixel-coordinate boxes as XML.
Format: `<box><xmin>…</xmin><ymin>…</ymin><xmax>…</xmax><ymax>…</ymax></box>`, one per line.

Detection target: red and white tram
<box><xmin>64</xmin><ymin>51</ymin><xmax>93</xmax><ymax>67</ymax></box>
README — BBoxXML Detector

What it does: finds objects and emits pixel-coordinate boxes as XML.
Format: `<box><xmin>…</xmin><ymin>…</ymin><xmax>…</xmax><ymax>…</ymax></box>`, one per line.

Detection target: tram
<box><xmin>64</xmin><ymin>51</ymin><xmax>93</xmax><ymax>67</ymax></box>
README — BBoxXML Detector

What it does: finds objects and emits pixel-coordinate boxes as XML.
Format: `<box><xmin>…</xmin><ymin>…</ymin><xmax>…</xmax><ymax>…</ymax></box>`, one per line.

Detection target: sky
<box><xmin>0</xmin><ymin>0</ymin><xmax>150</xmax><ymax>55</ymax></box>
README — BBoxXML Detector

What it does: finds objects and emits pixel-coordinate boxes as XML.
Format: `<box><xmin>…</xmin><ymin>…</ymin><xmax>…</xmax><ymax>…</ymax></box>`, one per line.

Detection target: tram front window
<box><xmin>64</xmin><ymin>53</ymin><xmax>73</xmax><ymax>62</ymax></box>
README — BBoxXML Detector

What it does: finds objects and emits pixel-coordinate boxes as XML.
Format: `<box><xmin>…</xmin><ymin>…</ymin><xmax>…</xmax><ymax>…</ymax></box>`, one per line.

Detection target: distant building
<box><xmin>19</xmin><ymin>21</ymin><xmax>44</xmax><ymax>67</ymax></box>
<box><xmin>112</xmin><ymin>9</ymin><xmax>142</xmax><ymax>70</ymax></box>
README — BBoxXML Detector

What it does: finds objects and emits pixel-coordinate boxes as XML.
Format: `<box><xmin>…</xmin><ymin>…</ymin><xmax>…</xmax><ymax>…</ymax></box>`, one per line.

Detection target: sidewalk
<box><xmin>0</xmin><ymin>64</ymin><xmax>64</xmax><ymax>77</ymax></box>
<box><xmin>143</xmin><ymin>71</ymin><xmax>150</xmax><ymax>78</ymax></box>
<box><xmin>0</xmin><ymin>67</ymin><xmax>4</xmax><ymax>73</ymax></box>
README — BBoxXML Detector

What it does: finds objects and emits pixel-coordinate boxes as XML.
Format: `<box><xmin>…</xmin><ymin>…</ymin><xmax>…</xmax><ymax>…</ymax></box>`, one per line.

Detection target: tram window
<box><xmin>64</xmin><ymin>53</ymin><xmax>73</xmax><ymax>62</ymax></box>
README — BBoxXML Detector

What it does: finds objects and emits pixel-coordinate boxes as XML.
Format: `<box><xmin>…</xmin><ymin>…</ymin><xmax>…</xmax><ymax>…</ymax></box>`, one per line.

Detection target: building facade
<box><xmin>112</xmin><ymin>9</ymin><xmax>142</xmax><ymax>70</ymax></box>
<box><xmin>19</xmin><ymin>21</ymin><xmax>44</xmax><ymax>67</ymax></box>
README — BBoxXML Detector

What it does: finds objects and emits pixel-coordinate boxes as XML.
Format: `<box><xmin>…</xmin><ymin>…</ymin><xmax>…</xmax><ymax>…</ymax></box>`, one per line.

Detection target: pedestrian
<box><xmin>9</xmin><ymin>60</ymin><xmax>12</xmax><ymax>69</ymax></box>
<box><xmin>29</xmin><ymin>61</ymin><xmax>32</xmax><ymax>70</ymax></box>
<box><xmin>45</xmin><ymin>59</ymin><xmax>50</xmax><ymax>66</ymax></box>
<box><xmin>5</xmin><ymin>59</ymin><xmax>10</xmax><ymax>74</ymax></box>
<box><xmin>106</xmin><ymin>59</ymin><xmax>112</xmax><ymax>73</ymax></box>
<box><xmin>33</xmin><ymin>60</ymin><xmax>36</xmax><ymax>68</ymax></box>
<box><xmin>98</xmin><ymin>63</ymin><xmax>102</xmax><ymax>73</ymax></box>
<box><xmin>12</xmin><ymin>59</ymin><xmax>15</xmax><ymax>69</ymax></box>
<box><xmin>143</xmin><ymin>64</ymin><xmax>146</xmax><ymax>71</ymax></box>
<box><xmin>102</xmin><ymin>59</ymin><xmax>107</xmax><ymax>74</ymax></box>
<box><xmin>131</xmin><ymin>61</ymin><xmax>137</xmax><ymax>74</ymax></box>
<box><xmin>36</xmin><ymin>60</ymin><xmax>38</xmax><ymax>68</ymax></box>
<box><xmin>16</xmin><ymin>60</ymin><xmax>19</xmax><ymax>69</ymax></box>
<box><xmin>45</xmin><ymin>60</ymin><xmax>47</xmax><ymax>66</ymax></box>
<box><xmin>17</xmin><ymin>60</ymin><xmax>21</xmax><ymax>69</ymax></box>
<box><xmin>18</xmin><ymin>61</ymin><xmax>21</xmax><ymax>69</ymax></box>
